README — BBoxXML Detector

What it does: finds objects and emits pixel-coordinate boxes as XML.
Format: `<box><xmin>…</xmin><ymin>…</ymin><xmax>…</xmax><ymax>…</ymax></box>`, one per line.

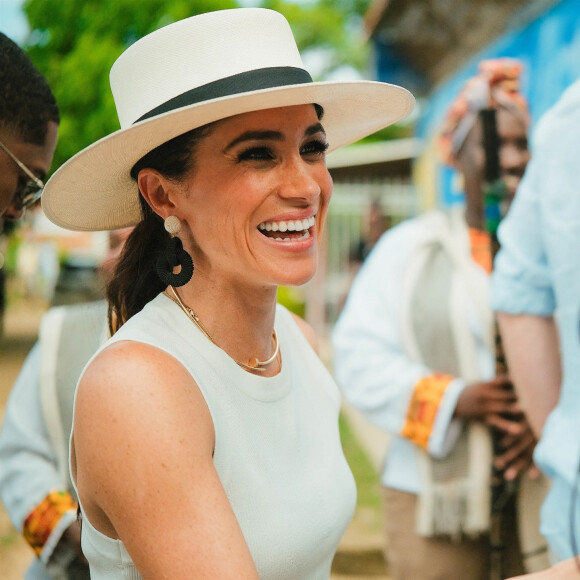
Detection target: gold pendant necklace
<box><xmin>165</xmin><ymin>286</ymin><xmax>279</xmax><ymax>372</ymax></box>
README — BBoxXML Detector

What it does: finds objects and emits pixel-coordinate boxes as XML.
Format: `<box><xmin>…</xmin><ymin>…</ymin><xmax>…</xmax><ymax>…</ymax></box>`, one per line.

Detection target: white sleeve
<box><xmin>0</xmin><ymin>343</ymin><xmax>76</xmax><ymax>562</ymax></box>
<box><xmin>332</xmin><ymin>220</ymin><xmax>466</xmax><ymax>458</ymax></box>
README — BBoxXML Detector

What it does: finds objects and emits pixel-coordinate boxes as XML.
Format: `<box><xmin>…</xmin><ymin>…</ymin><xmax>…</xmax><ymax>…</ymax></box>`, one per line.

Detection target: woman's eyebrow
<box><xmin>223</xmin><ymin>123</ymin><xmax>327</xmax><ymax>153</ymax></box>
<box><xmin>223</xmin><ymin>130</ymin><xmax>283</xmax><ymax>153</ymax></box>
<box><xmin>305</xmin><ymin>123</ymin><xmax>326</xmax><ymax>137</ymax></box>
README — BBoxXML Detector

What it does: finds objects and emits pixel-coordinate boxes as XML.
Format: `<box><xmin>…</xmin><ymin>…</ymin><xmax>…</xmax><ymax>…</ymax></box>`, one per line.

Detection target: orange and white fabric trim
<box><xmin>401</xmin><ymin>373</ymin><xmax>455</xmax><ymax>450</ymax></box>
<box><xmin>22</xmin><ymin>491</ymin><xmax>77</xmax><ymax>556</ymax></box>
<box><xmin>469</xmin><ymin>227</ymin><xmax>492</xmax><ymax>274</ymax></box>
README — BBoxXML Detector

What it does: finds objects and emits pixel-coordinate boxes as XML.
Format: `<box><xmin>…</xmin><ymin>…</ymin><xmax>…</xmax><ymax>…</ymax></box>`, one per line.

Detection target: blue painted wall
<box><xmin>375</xmin><ymin>0</ymin><xmax>580</xmax><ymax>207</ymax></box>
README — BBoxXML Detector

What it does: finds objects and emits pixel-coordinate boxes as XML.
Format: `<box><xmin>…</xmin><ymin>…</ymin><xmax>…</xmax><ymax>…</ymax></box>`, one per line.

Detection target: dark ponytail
<box><xmin>107</xmin><ymin>123</ymin><xmax>213</xmax><ymax>334</ymax></box>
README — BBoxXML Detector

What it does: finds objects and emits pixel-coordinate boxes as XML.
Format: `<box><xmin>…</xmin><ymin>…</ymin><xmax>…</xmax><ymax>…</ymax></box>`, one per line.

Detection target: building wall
<box><xmin>380</xmin><ymin>0</ymin><xmax>580</xmax><ymax>208</ymax></box>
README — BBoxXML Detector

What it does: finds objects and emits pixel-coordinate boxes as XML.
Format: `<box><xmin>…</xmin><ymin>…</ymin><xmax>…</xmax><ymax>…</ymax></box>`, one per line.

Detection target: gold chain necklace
<box><xmin>165</xmin><ymin>285</ymin><xmax>279</xmax><ymax>373</ymax></box>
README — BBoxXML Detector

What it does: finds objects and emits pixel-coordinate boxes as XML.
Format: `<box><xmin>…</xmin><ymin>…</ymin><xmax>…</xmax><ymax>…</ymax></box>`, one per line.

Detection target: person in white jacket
<box><xmin>0</xmin><ymin>227</ymin><xmax>131</xmax><ymax>579</ymax></box>
<box><xmin>332</xmin><ymin>59</ymin><xmax>541</xmax><ymax>580</ymax></box>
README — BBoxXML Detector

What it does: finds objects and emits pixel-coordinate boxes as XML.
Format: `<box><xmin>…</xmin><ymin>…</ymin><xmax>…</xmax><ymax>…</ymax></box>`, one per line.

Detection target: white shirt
<box><xmin>332</xmin><ymin>209</ymin><xmax>494</xmax><ymax>493</ymax></box>
<box><xmin>72</xmin><ymin>295</ymin><xmax>357</xmax><ymax>579</ymax></box>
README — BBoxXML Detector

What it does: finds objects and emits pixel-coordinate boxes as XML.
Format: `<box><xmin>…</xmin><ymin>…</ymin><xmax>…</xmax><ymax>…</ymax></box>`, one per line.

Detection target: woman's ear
<box><xmin>137</xmin><ymin>168</ymin><xmax>177</xmax><ymax>220</ymax></box>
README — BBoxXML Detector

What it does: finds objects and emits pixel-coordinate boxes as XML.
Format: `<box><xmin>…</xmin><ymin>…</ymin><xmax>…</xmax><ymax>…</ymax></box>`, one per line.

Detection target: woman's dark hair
<box><xmin>106</xmin><ymin>124</ymin><xmax>212</xmax><ymax>334</ymax></box>
<box><xmin>106</xmin><ymin>104</ymin><xmax>325</xmax><ymax>334</ymax></box>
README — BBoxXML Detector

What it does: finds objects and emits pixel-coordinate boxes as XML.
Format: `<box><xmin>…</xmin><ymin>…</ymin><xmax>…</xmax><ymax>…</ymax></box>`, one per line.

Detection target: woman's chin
<box><xmin>275</xmin><ymin>265</ymin><xmax>317</xmax><ymax>288</ymax></box>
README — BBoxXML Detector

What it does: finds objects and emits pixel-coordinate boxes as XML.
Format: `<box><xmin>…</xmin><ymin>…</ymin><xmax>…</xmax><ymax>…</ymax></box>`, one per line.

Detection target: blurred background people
<box><xmin>0</xmin><ymin>32</ymin><xmax>59</xmax><ymax>232</ymax></box>
<box><xmin>0</xmin><ymin>228</ymin><xmax>132</xmax><ymax>580</ymax></box>
<box><xmin>351</xmin><ymin>199</ymin><xmax>390</xmax><ymax>266</ymax></box>
<box><xmin>0</xmin><ymin>31</ymin><xmax>59</xmax><ymax>336</ymax></box>
<box><xmin>332</xmin><ymin>59</ymin><xmax>542</xmax><ymax>579</ymax></box>
<box><xmin>492</xmin><ymin>77</ymin><xmax>580</xmax><ymax>568</ymax></box>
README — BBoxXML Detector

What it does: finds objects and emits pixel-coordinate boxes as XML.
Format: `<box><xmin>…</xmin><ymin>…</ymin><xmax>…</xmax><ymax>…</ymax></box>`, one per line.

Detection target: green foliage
<box><xmin>359</xmin><ymin>122</ymin><xmax>415</xmax><ymax>144</ymax></box>
<box><xmin>260</xmin><ymin>0</ymin><xmax>373</xmax><ymax>79</ymax></box>
<box><xmin>23</xmin><ymin>0</ymin><xmax>239</xmax><ymax>170</ymax></box>
<box><xmin>276</xmin><ymin>286</ymin><xmax>306</xmax><ymax>318</ymax></box>
<box><xmin>2</xmin><ymin>231</ymin><xmax>23</xmax><ymax>275</ymax></box>
<box><xmin>22</xmin><ymin>0</ymin><xmax>378</xmax><ymax>172</ymax></box>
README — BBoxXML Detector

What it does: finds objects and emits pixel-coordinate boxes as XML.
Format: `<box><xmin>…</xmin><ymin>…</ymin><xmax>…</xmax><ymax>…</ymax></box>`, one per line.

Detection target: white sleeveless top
<box><xmin>72</xmin><ymin>294</ymin><xmax>356</xmax><ymax>579</ymax></box>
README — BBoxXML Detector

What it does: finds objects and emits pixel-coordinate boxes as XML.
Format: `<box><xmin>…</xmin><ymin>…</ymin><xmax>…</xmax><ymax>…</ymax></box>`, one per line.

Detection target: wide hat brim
<box><xmin>42</xmin><ymin>80</ymin><xmax>414</xmax><ymax>231</ymax></box>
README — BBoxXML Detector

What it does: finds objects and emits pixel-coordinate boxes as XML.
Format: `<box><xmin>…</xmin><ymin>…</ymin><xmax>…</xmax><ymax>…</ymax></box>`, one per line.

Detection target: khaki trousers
<box><xmin>382</xmin><ymin>487</ymin><xmax>525</xmax><ymax>580</ymax></box>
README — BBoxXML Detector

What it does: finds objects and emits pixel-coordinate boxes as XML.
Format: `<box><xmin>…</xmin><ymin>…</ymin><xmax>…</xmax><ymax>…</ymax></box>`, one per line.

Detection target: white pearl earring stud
<box><xmin>164</xmin><ymin>216</ymin><xmax>181</xmax><ymax>236</ymax></box>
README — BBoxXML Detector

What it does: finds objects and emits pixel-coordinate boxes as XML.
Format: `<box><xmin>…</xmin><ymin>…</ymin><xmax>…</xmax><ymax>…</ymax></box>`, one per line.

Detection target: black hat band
<box><xmin>135</xmin><ymin>66</ymin><xmax>313</xmax><ymax>123</ymax></box>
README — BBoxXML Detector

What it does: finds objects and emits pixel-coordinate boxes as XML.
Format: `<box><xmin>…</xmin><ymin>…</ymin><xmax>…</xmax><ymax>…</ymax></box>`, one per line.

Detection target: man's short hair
<box><xmin>0</xmin><ymin>33</ymin><xmax>60</xmax><ymax>145</ymax></box>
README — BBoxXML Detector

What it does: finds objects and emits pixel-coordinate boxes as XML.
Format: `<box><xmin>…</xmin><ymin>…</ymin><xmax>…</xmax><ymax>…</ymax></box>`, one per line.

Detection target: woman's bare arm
<box><xmin>73</xmin><ymin>341</ymin><xmax>259</xmax><ymax>579</ymax></box>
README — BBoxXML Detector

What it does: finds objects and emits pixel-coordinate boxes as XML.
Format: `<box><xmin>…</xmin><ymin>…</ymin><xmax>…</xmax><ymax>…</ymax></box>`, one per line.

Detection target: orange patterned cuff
<box><xmin>23</xmin><ymin>491</ymin><xmax>77</xmax><ymax>556</ymax></box>
<box><xmin>401</xmin><ymin>373</ymin><xmax>455</xmax><ymax>450</ymax></box>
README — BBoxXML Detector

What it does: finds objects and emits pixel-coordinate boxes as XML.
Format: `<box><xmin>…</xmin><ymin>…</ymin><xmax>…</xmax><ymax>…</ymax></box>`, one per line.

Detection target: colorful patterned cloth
<box><xmin>22</xmin><ymin>491</ymin><xmax>77</xmax><ymax>556</ymax></box>
<box><xmin>401</xmin><ymin>228</ymin><xmax>492</xmax><ymax>450</ymax></box>
<box><xmin>401</xmin><ymin>372</ymin><xmax>455</xmax><ymax>450</ymax></box>
<box><xmin>438</xmin><ymin>58</ymin><xmax>530</xmax><ymax>166</ymax></box>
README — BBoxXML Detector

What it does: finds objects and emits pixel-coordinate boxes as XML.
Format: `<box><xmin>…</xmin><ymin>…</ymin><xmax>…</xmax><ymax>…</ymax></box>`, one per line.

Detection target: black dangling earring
<box><xmin>156</xmin><ymin>216</ymin><xmax>194</xmax><ymax>287</ymax></box>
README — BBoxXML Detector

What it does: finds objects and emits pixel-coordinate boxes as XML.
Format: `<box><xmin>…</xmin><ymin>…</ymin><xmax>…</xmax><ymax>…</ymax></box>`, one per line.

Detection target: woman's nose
<box><xmin>277</xmin><ymin>159</ymin><xmax>324</xmax><ymax>202</ymax></box>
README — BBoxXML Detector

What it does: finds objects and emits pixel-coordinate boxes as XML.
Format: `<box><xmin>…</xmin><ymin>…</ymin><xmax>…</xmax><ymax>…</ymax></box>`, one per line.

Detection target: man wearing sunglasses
<box><xmin>0</xmin><ymin>32</ymin><xmax>59</xmax><ymax>232</ymax></box>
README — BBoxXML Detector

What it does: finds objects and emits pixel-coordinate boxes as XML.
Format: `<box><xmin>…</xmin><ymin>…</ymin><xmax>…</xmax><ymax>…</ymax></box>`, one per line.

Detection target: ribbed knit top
<box><xmin>72</xmin><ymin>293</ymin><xmax>356</xmax><ymax>579</ymax></box>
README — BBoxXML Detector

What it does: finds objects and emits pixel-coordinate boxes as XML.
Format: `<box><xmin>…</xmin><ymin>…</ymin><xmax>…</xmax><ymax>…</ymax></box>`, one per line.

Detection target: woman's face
<box><xmin>176</xmin><ymin>104</ymin><xmax>332</xmax><ymax>289</ymax></box>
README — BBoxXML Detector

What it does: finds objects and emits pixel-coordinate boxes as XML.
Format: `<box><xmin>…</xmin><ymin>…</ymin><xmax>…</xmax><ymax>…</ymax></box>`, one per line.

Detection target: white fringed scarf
<box><xmin>400</xmin><ymin>208</ymin><xmax>493</xmax><ymax>538</ymax></box>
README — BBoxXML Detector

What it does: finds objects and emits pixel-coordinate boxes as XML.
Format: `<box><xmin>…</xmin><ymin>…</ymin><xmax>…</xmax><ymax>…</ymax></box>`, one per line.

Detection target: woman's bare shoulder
<box><xmin>81</xmin><ymin>339</ymin><xmax>189</xmax><ymax>391</ymax></box>
<box><xmin>74</xmin><ymin>339</ymin><xmax>215</xmax><ymax>466</ymax></box>
<box><xmin>79</xmin><ymin>341</ymin><xmax>193</xmax><ymax>404</ymax></box>
<box><xmin>72</xmin><ymin>340</ymin><xmax>258</xmax><ymax>577</ymax></box>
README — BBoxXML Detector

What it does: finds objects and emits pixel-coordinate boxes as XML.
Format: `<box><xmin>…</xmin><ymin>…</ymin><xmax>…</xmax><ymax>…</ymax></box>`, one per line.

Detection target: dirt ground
<box><xmin>0</xmin><ymin>297</ymin><xmax>389</xmax><ymax>580</ymax></box>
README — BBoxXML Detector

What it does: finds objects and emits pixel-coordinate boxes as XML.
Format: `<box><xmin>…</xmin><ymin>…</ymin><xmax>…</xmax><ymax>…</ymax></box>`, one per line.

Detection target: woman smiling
<box><xmin>41</xmin><ymin>8</ymin><xmax>413</xmax><ymax>579</ymax></box>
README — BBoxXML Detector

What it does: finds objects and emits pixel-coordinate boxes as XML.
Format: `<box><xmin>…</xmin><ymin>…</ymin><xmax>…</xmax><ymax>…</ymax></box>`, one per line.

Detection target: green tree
<box><xmin>23</xmin><ymin>0</ymin><xmax>240</xmax><ymax>169</ymax></box>
<box><xmin>264</xmin><ymin>0</ymin><xmax>411</xmax><ymax>141</ymax></box>
<box><xmin>23</xmin><ymin>0</ymin><xmax>395</xmax><ymax>171</ymax></box>
<box><xmin>261</xmin><ymin>0</ymin><xmax>372</xmax><ymax>79</ymax></box>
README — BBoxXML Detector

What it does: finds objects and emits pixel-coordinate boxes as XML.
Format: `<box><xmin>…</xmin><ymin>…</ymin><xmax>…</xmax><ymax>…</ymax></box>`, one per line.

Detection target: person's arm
<box><xmin>333</xmin><ymin>218</ymin><xmax>536</xmax><ymax>470</ymax></box>
<box><xmin>332</xmin><ymin>224</ymin><xmax>467</xmax><ymax>458</ymax></box>
<box><xmin>491</xmin><ymin>133</ymin><xmax>560</xmax><ymax>440</ymax></box>
<box><xmin>508</xmin><ymin>556</ymin><xmax>580</xmax><ymax>579</ymax></box>
<box><xmin>497</xmin><ymin>312</ymin><xmax>561</xmax><ymax>438</ymax></box>
<box><xmin>73</xmin><ymin>341</ymin><xmax>260</xmax><ymax>579</ymax></box>
<box><xmin>0</xmin><ymin>344</ymin><xmax>80</xmax><ymax>568</ymax></box>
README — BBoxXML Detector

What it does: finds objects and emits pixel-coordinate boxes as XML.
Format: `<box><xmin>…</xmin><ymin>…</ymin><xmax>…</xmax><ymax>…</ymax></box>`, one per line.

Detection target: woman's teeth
<box><xmin>258</xmin><ymin>216</ymin><xmax>315</xmax><ymax>233</ymax></box>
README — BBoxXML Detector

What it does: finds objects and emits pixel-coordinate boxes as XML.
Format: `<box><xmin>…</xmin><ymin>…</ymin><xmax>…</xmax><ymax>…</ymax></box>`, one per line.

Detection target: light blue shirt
<box><xmin>491</xmin><ymin>78</ymin><xmax>580</xmax><ymax>562</ymax></box>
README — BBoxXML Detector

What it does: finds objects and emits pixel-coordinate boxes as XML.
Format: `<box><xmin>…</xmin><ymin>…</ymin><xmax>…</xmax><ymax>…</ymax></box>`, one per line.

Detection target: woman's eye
<box><xmin>237</xmin><ymin>147</ymin><xmax>275</xmax><ymax>162</ymax></box>
<box><xmin>301</xmin><ymin>139</ymin><xmax>329</xmax><ymax>157</ymax></box>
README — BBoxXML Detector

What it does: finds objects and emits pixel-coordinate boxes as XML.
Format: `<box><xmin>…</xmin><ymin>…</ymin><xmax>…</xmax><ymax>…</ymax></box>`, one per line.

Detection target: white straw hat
<box><xmin>42</xmin><ymin>8</ymin><xmax>415</xmax><ymax>231</ymax></box>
